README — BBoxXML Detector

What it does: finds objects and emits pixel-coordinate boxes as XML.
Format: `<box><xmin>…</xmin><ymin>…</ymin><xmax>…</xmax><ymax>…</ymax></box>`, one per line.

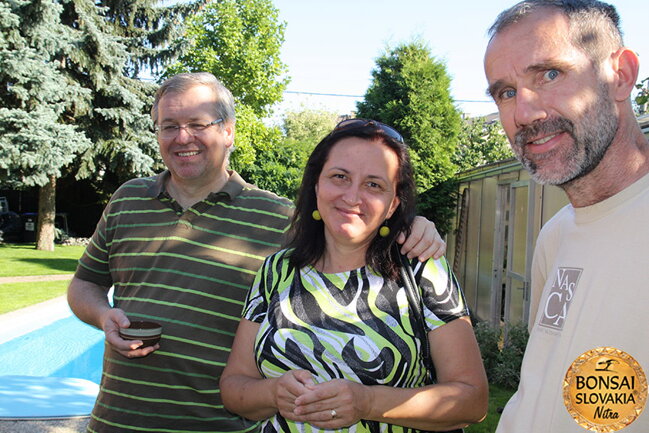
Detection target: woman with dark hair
<box><xmin>220</xmin><ymin>119</ymin><xmax>488</xmax><ymax>432</ymax></box>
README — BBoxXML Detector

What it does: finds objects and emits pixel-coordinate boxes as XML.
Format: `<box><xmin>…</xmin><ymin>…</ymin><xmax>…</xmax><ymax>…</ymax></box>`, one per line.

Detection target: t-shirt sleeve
<box><xmin>74</xmin><ymin>201</ymin><xmax>113</xmax><ymax>288</ymax></box>
<box><xmin>415</xmin><ymin>256</ymin><xmax>469</xmax><ymax>332</ymax></box>
<box><xmin>242</xmin><ymin>260</ymin><xmax>269</xmax><ymax>323</ymax></box>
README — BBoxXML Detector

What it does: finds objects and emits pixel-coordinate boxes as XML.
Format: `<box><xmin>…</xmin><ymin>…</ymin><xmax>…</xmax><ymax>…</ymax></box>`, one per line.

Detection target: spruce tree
<box><xmin>0</xmin><ymin>0</ymin><xmax>92</xmax><ymax>250</ymax></box>
<box><xmin>1</xmin><ymin>0</ymin><xmax>204</xmax><ymax>250</ymax></box>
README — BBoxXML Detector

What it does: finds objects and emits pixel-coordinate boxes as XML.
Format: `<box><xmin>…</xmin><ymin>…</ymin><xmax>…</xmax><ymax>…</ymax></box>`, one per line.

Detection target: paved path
<box><xmin>0</xmin><ymin>274</ymin><xmax>74</xmax><ymax>284</ymax></box>
<box><xmin>0</xmin><ymin>418</ymin><xmax>90</xmax><ymax>433</ymax></box>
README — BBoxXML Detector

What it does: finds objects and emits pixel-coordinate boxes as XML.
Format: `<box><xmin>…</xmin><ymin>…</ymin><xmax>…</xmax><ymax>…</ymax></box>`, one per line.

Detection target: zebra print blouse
<box><xmin>243</xmin><ymin>249</ymin><xmax>469</xmax><ymax>433</ymax></box>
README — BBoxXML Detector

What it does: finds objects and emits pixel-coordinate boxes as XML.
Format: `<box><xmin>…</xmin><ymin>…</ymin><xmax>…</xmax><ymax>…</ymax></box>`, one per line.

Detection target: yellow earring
<box><xmin>379</xmin><ymin>224</ymin><xmax>390</xmax><ymax>237</ymax></box>
<box><xmin>312</xmin><ymin>210</ymin><xmax>322</xmax><ymax>221</ymax></box>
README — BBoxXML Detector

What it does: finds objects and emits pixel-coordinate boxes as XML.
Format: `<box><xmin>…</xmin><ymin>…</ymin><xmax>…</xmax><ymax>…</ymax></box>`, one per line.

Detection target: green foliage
<box><xmin>356</xmin><ymin>40</ymin><xmax>462</xmax><ymax>229</ymax></box>
<box><xmin>454</xmin><ymin>117</ymin><xmax>514</xmax><ymax>172</ymax></box>
<box><xmin>0</xmin><ymin>0</ymin><xmax>92</xmax><ymax>188</ymax></box>
<box><xmin>474</xmin><ymin>321</ymin><xmax>501</xmax><ymax>379</ymax></box>
<box><xmin>165</xmin><ymin>0</ymin><xmax>288</xmax><ymax>118</ymax></box>
<box><xmin>229</xmin><ymin>104</ymin><xmax>283</xmax><ymax>174</ymax></box>
<box><xmin>237</xmin><ymin>108</ymin><xmax>336</xmax><ymax>200</ymax></box>
<box><xmin>282</xmin><ymin>108</ymin><xmax>339</xmax><ymax>144</ymax></box>
<box><xmin>1</xmin><ymin>0</ymin><xmax>204</xmax><ymax>248</ymax></box>
<box><xmin>474</xmin><ymin>321</ymin><xmax>529</xmax><ymax>390</ymax></box>
<box><xmin>241</xmin><ymin>137</ymin><xmax>313</xmax><ymax>201</ymax></box>
<box><xmin>635</xmin><ymin>76</ymin><xmax>648</xmax><ymax>114</ymax></box>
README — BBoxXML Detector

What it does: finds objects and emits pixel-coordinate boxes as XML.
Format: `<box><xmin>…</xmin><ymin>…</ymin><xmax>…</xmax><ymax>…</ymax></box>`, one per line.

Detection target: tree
<box><xmin>282</xmin><ymin>108</ymin><xmax>339</xmax><ymax>145</ymax></box>
<box><xmin>165</xmin><ymin>0</ymin><xmax>288</xmax><ymax>117</ymax></box>
<box><xmin>0</xmin><ymin>0</ymin><xmax>93</xmax><ymax>250</ymax></box>
<box><xmin>73</xmin><ymin>0</ymin><xmax>208</xmax><ymax>195</ymax></box>
<box><xmin>241</xmin><ymin>108</ymin><xmax>339</xmax><ymax>200</ymax></box>
<box><xmin>636</xmin><ymin>76</ymin><xmax>648</xmax><ymax>114</ymax></box>
<box><xmin>356</xmin><ymin>40</ymin><xmax>462</xmax><ymax>234</ymax></box>
<box><xmin>1</xmin><ymin>0</ymin><xmax>204</xmax><ymax>250</ymax></box>
<box><xmin>454</xmin><ymin>116</ymin><xmax>514</xmax><ymax>172</ymax></box>
<box><xmin>164</xmin><ymin>0</ymin><xmax>289</xmax><ymax>179</ymax></box>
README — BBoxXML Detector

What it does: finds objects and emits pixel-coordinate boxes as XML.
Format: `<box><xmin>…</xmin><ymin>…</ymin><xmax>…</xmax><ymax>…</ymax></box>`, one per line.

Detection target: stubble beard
<box><xmin>512</xmin><ymin>83</ymin><xmax>618</xmax><ymax>186</ymax></box>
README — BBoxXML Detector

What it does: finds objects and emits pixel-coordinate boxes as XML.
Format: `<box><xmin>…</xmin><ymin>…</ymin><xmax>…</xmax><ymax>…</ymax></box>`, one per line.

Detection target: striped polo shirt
<box><xmin>74</xmin><ymin>170</ymin><xmax>294</xmax><ymax>433</ymax></box>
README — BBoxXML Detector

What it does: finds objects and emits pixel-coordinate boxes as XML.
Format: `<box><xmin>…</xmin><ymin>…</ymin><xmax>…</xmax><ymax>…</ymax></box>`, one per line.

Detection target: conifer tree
<box><xmin>1</xmin><ymin>0</ymin><xmax>203</xmax><ymax>250</ymax></box>
<box><xmin>0</xmin><ymin>0</ymin><xmax>92</xmax><ymax>250</ymax></box>
<box><xmin>356</xmin><ymin>40</ymin><xmax>462</xmax><ymax>233</ymax></box>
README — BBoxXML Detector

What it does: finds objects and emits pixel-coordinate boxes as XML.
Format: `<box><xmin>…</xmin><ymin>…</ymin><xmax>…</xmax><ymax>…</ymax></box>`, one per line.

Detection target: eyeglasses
<box><xmin>334</xmin><ymin>118</ymin><xmax>404</xmax><ymax>143</ymax></box>
<box><xmin>154</xmin><ymin>118</ymin><xmax>224</xmax><ymax>139</ymax></box>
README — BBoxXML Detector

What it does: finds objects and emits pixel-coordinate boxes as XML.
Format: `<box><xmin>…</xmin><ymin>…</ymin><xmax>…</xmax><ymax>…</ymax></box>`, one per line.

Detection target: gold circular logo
<box><xmin>564</xmin><ymin>347</ymin><xmax>648</xmax><ymax>432</ymax></box>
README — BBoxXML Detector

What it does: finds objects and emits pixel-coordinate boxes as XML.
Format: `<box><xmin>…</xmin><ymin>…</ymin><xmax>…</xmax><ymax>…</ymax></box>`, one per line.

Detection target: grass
<box><xmin>0</xmin><ymin>279</ymin><xmax>71</xmax><ymax>314</ymax></box>
<box><xmin>465</xmin><ymin>384</ymin><xmax>515</xmax><ymax>433</ymax></box>
<box><xmin>0</xmin><ymin>243</ymin><xmax>85</xmax><ymax>277</ymax></box>
<box><xmin>0</xmin><ymin>243</ymin><xmax>85</xmax><ymax>314</ymax></box>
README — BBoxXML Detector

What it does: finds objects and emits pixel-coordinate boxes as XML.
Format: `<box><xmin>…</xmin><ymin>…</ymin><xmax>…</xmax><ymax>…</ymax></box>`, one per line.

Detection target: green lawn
<box><xmin>0</xmin><ymin>243</ymin><xmax>85</xmax><ymax>314</ymax></box>
<box><xmin>0</xmin><ymin>279</ymin><xmax>71</xmax><ymax>314</ymax></box>
<box><xmin>465</xmin><ymin>385</ymin><xmax>515</xmax><ymax>433</ymax></box>
<box><xmin>0</xmin><ymin>243</ymin><xmax>85</xmax><ymax>277</ymax></box>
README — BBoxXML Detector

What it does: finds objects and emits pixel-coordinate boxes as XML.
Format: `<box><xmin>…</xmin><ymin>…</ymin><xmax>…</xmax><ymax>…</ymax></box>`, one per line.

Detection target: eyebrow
<box><xmin>486</xmin><ymin>60</ymin><xmax>571</xmax><ymax>99</ymax></box>
<box><xmin>486</xmin><ymin>80</ymin><xmax>506</xmax><ymax>100</ymax></box>
<box><xmin>326</xmin><ymin>167</ymin><xmax>389</xmax><ymax>183</ymax></box>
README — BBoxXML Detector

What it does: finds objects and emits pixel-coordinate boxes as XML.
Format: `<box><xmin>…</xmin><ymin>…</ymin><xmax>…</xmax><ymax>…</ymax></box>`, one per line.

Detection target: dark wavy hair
<box><xmin>286</xmin><ymin>120</ymin><xmax>417</xmax><ymax>280</ymax></box>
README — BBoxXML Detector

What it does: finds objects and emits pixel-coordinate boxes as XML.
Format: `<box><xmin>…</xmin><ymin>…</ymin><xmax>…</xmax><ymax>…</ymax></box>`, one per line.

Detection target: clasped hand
<box><xmin>274</xmin><ymin>370</ymin><xmax>369</xmax><ymax>429</ymax></box>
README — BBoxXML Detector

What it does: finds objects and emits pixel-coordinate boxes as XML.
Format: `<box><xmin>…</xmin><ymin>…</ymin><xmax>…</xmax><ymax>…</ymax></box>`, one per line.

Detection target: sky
<box><xmin>270</xmin><ymin>0</ymin><xmax>649</xmax><ymax>121</ymax></box>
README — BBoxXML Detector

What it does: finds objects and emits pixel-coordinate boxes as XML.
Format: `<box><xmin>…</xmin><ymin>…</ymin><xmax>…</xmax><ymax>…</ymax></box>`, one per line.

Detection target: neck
<box><xmin>317</xmin><ymin>242</ymin><xmax>370</xmax><ymax>273</ymax></box>
<box><xmin>166</xmin><ymin>170</ymin><xmax>230</xmax><ymax>210</ymax></box>
<box><xmin>562</xmin><ymin>124</ymin><xmax>649</xmax><ymax>208</ymax></box>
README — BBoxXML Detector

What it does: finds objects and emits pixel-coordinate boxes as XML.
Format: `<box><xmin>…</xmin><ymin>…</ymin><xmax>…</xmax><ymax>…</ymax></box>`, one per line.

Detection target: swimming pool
<box><xmin>0</xmin><ymin>309</ymin><xmax>105</xmax><ymax>419</ymax></box>
<box><xmin>0</xmin><ymin>315</ymin><xmax>104</xmax><ymax>383</ymax></box>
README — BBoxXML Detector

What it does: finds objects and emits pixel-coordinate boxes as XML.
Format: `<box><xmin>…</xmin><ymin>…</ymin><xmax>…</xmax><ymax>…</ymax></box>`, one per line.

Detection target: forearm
<box><xmin>221</xmin><ymin>374</ymin><xmax>279</xmax><ymax>421</ymax></box>
<box><xmin>365</xmin><ymin>381</ymin><xmax>487</xmax><ymax>431</ymax></box>
<box><xmin>67</xmin><ymin>276</ymin><xmax>112</xmax><ymax>330</ymax></box>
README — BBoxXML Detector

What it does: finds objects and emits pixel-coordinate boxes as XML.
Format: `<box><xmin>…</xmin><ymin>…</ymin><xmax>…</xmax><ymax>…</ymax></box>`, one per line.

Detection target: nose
<box><xmin>342</xmin><ymin>184</ymin><xmax>361</xmax><ymax>206</ymax></box>
<box><xmin>514</xmin><ymin>87</ymin><xmax>547</xmax><ymax>128</ymax></box>
<box><xmin>174</xmin><ymin>126</ymin><xmax>194</xmax><ymax>144</ymax></box>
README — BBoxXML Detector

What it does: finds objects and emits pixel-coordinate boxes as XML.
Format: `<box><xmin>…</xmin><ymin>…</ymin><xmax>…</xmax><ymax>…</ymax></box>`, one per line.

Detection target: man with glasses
<box><xmin>484</xmin><ymin>1</ymin><xmax>649</xmax><ymax>432</ymax></box>
<box><xmin>67</xmin><ymin>72</ymin><xmax>447</xmax><ymax>433</ymax></box>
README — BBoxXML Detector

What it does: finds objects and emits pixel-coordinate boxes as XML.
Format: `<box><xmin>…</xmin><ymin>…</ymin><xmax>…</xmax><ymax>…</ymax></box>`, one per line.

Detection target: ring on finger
<box><xmin>330</xmin><ymin>409</ymin><xmax>337</xmax><ymax>419</ymax></box>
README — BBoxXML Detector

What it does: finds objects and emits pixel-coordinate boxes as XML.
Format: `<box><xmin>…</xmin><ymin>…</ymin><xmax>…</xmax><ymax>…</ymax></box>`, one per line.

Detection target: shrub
<box><xmin>474</xmin><ymin>321</ymin><xmax>500</xmax><ymax>377</ymax></box>
<box><xmin>474</xmin><ymin>321</ymin><xmax>529</xmax><ymax>390</ymax></box>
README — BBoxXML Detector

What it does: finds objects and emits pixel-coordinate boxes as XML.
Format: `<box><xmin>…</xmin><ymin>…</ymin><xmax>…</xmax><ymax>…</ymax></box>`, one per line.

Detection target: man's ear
<box><xmin>223</xmin><ymin>122</ymin><xmax>235</xmax><ymax>148</ymax></box>
<box><xmin>610</xmin><ymin>47</ymin><xmax>640</xmax><ymax>102</ymax></box>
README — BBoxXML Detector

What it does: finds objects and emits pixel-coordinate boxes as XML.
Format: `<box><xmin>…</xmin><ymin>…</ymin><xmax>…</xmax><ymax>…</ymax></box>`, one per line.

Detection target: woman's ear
<box><xmin>386</xmin><ymin>197</ymin><xmax>401</xmax><ymax>220</ymax></box>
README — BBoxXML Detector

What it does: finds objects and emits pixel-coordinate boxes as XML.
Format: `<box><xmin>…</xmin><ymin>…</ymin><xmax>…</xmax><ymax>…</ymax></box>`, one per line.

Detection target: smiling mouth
<box><xmin>176</xmin><ymin>151</ymin><xmax>200</xmax><ymax>157</ymax></box>
<box><xmin>529</xmin><ymin>132</ymin><xmax>562</xmax><ymax>146</ymax></box>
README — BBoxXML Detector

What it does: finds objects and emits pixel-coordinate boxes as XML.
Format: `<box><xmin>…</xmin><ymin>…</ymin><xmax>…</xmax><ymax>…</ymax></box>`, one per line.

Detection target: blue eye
<box><xmin>500</xmin><ymin>89</ymin><xmax>516</xmax><ymax>100</ymax></box>
<box><xmin>544</xmin><ymin>69</ymin><xmax>560</xmax><ymax>81</ymax></box>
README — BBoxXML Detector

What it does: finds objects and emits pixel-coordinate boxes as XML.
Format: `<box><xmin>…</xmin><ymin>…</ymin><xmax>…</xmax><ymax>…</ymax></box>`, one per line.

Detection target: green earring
<box><xmin>312</xmin><ymin>210</ymin><xmax>322</xmax><ymax>221</ymax></box>
<box><xmin>379</xmin><ymin>224</ymin><xmax>390</xmax><ymax>237</ymax></box>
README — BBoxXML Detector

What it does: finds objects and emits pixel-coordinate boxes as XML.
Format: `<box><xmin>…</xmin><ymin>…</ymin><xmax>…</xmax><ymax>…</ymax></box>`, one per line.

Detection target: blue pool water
<box><xmin>0</xmin><ymin>315</ymin><xmax>104</xmax><ymax>384</ymax></box>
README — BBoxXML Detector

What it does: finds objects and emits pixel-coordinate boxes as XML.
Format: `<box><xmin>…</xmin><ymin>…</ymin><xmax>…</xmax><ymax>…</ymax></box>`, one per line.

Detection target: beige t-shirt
<box><xmin>497</xmin><ymin>172</ymin><xmax>649</xmax><ymax>433</ymax></box>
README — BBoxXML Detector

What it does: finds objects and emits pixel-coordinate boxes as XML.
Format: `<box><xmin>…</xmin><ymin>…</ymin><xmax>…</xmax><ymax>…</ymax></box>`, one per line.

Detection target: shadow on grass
<box><xmin>16</xmin><ymin>258</ymin><xmax>79</xmax><ymax>273</ymax></box>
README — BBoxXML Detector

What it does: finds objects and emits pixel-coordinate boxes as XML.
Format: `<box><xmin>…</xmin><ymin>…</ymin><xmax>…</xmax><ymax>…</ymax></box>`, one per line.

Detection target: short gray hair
<box><xmin>488</xmin><ymin>0</ymin><xmax>623</xmax><ymax>65</ymax></box>
<box><xmin>151</xmin><ymin>72</ymin><xmax>236</xmax><ymax>125</ymax></box>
